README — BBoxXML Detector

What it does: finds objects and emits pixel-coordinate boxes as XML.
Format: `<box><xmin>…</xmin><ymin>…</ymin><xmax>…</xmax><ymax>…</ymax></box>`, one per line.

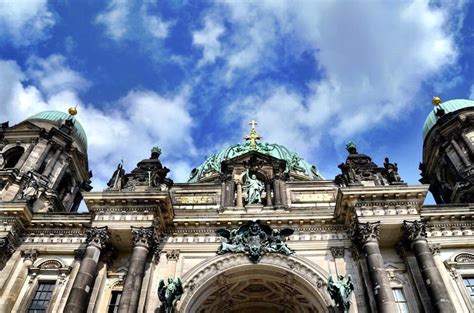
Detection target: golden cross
<box><xmin>245</xmin><ymin>120</ymin><xmax>262</xmax><ymax>150</ymax></box>
<box><xmin>249</xmin><ymin>119</ymin><xmax>258</xmax><ymax>130</ymax></box>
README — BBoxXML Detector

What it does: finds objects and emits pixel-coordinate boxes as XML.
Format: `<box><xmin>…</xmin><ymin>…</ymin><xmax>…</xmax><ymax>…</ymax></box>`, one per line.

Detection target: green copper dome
<box><xmin>423</xmin><ymin>99</ymin><xmax>474</xmax><ymax>140</ymax></box>
<box><xmin>26</xmin><ymin>111</ymin><xmax>87</xmax><ymax>148</ymax></box>
<box><xmin>188</xmin><ymin>141</ymin><xmax>323</xmax><ymax>183</ymax></box>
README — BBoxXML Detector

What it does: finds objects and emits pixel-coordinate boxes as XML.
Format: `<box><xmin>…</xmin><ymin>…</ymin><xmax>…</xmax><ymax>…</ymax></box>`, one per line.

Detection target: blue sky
<box><xmin>0</xmin><ymin>0</ymin><xmax>472</xmax><ymax>202</ymax></box>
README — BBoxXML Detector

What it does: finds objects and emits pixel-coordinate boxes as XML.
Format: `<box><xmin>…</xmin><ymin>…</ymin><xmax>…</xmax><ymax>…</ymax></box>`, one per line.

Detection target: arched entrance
<box><xmin>179</xmin><ymin>254</ymin><xmax>332</xmax><ymax>313</ymax></box>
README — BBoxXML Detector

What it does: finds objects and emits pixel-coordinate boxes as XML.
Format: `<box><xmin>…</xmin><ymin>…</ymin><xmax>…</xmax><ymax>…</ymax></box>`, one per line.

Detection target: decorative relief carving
<box><xmin>454</xmin><ymin>253</ymin><xmax>474</xmax><ymax>263</ymax></box>
<box><xmin>215</xmin><ymin>220</ymin><xmax>294</xmax><ymax>263</ymax></box>
<box><xmin>166</xmin><ymin>249</ymin><xmax>180</xmax><ymax>261</ymax></box>
<box><xmin>38</xmin><ymin>259</ymin><xmax>62</xmax><ymax>269</ymax></box>
<box><xmin>403</xmin><ymin>220</ymin><xmax>427</xmax><ymax>242</ymax></box>
<box><xmin>21</xmin><ymin>249</ymin><xmax>38</xmax><ymax>263</ymax></box>
<box><xmin>330</xmin><ymin>247</ymin><xmax>345</xmax><ymax>259</ymax></box>
<box><xmin>350</xmin><ymin>221</ymin><xmax>380</xmax><ymax>246</ymax></box>
<box><xmin>180</xmin><ymin>253</ymin><xmax>332</xmax><ymax>310</ymax></box>
<box><xmin>174</xmin><ymin>195</ymin><xmax>216</xmax><ymax>205</ymax></box>
<box><xmin>292</xmin><ymin>192</ymin><xmax>333</xmax><ymax>203</ymax></box>
<box><xmin>429</xmin><ymin>243</ymin><xmax>441</xmax><ymax>255</ymax></box>
<box><xmin>86</xmin><ymin>226</ymin><xmax>110</xmax><ymax>249</ymax></box>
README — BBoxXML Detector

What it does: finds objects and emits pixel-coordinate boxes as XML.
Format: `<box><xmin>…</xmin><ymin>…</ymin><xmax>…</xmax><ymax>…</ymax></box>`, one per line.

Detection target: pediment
<box><xmin>221</xmin><ymin>150</ymin><xmax>286</xmax><ymax>169</ymax></box>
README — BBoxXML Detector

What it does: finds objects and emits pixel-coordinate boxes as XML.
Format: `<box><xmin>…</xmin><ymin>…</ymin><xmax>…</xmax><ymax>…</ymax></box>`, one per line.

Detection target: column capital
<box><xmin>131</xmin><ymin>226</ymin><xmax>156</xmax><ymax>249</ymax></box>
<box><xmin>350</xmin><ymin>221</ymin><xmax>380</xmax><ymax>246</ymax></box>
<box><xmin>403</xmin><ymin>220</ymin><xmax>427</xmax><ymax>242</ymax></box>
<box><xmin>21</xmin><ymin>249</ymin><xmax>38</xmax><ymax>263</ymax></box>
<box><xmin>86</xmin><ymin>226</ymin><xmax>110</xmax><ymax>249</ymax></box>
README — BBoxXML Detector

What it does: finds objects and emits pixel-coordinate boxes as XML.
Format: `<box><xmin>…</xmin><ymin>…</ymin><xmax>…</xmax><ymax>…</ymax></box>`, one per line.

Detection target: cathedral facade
<box><xmin>0</xmin><ymin>98</ymin><xmax>474</xmax><ymax>313</ymax></box>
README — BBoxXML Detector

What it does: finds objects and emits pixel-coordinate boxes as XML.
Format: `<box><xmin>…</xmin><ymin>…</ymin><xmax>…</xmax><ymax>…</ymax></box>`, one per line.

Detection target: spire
<box><xmin>245</xmin><ymin>120</ymin><xmax>262</xmax><ymax>150</ymax></box>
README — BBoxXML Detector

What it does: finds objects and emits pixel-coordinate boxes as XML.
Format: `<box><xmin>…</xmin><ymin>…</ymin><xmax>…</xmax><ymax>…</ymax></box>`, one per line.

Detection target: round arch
<box><xmin>179</xmin><ymin>254</ymin><xmax>332</xmax><ymax>313</ymax></box>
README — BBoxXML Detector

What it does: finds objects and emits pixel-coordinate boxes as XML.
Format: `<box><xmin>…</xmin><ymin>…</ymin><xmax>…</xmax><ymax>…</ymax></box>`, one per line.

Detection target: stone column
<box><xmin>0</xmin><ymin>249</ymin><xmax>37</xmax><ymax>312</ymax></box>
<box><xmin>14</xmin><ymin>140</ymin><xmax>37</xmax><ymax>171</ymax></box>
<box><xmin>118</xmin><ymin>226</ymin><xmax>156</xmax><ymax>313</ymax></box>
<box><xmin>273</xmin><ymin>178</ymin><xmax>281</xmax><ymax>206</ymax></box>
<box><xmin>32</xmin><ymin>140</ymin><xmax>52</xmax><ymax>172</ymax></box>
<box><xmin>42</xmin><ymin>146</ymin><xmax>62</xmax><ymax>177</ymax></box>
<box><xmin>236</xmin><ymin>181</ymin><xmax>243</xmax><ymax>207</ymax></box>
<box><xmin>265</xmin><ymin>182</ymin><xmax>272</xmax><ymax>206</ymax></box>
<box><xmin>64</xmin><ymin>226</ymin><xmax>110</xmax><ymax>313</ymax></box>
<box><xmin>403</xmin><ymin>221</ymin><xmax>455</xmax><ymax>312</ymax></box>
<box><xmin>351</xmin><ymin>222</ymin><xmax>396</xmax><ymax>313</ymax></box>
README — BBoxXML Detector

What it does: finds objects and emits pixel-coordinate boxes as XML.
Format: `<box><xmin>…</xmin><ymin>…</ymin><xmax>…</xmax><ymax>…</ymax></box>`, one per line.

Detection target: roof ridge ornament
<box><xmin>245</xmin><ymin>119</ymin><xmax>262</xmax><ymax>150</ymax></box>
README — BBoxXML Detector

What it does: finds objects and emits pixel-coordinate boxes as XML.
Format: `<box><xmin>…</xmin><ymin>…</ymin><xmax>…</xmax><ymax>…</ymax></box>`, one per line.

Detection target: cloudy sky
<box><xmin>0</xmin><ymin>0</ymin><xmax>472</xmax><ymax>202</ymax></box>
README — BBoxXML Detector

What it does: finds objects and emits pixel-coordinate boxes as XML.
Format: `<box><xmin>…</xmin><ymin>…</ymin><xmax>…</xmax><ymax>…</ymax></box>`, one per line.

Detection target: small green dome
<box><xmin>188</xmin><ymin>141</ymin><xmax>323</xmax><ymax>183</ymax></box>
<box><xmin>423</xmin><ymin>99</ymin><xmax>474</xmax><ymax>140</ymax></box>
<box><xmin>26</xmin><ymin>111</ymin><xmax>87</xmax><ymax>148</ymax></box>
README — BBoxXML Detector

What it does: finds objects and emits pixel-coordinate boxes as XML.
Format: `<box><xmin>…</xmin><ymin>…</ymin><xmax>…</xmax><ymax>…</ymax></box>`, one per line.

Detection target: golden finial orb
<box><xmin>68</xmin><ymin>106</ymin><xmax>78</xmax><ymax>116</ymax></box>
<box><xmin>432</xmin><ymin>96</ymin><xmax>442</xmax><ymax>106</ymax></box>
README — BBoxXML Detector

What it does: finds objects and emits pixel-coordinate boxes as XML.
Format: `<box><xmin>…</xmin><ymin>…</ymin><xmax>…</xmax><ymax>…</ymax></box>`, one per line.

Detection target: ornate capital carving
<box><xmin>21</xmin><ymin>249</ymin><xmax>38</xmax><ymax>263</ymax></box>
<box><xmin>166</xmin><ymin>249</ymin><xmax>180</xmax><ymax>261</ymax></box>
<box><xmin>403</xmin><ymin>220</ymin><xmax>427</xmax><ymax>242</ymax></box>
<box><xmin>350</xmin><ymin>221</ymin><xmax>380</xmax><ymax>246</ymax></box>
<box><xmin>86</xmin><ymin>226</ymin><xmax>110</xmax><ymax>249</ymax></box>
<box><xmin>131</xmin><ymin>226</ymin><xmax>156</xmax><ymax>249</ymax></box>
<box><xmin>330</xmin><ymin>247</ymin><xmax>345</xmax><ymax>259</ymax></box>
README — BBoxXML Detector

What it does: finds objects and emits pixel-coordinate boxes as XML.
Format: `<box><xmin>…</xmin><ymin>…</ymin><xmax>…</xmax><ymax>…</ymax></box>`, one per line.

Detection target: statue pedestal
<box><xmin>245</xmin><ymin>204</ymin><xmax>263</xmax><ymax>213</ymax></box>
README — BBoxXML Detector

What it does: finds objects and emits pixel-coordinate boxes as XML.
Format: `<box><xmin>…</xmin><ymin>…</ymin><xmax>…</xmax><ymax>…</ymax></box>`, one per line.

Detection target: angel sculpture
<box><xmin>327</xmin><ymin>274</ymin><xmax>354</xmax><ymax>313</ymax></box>
<box><xmin>158</xmin><ymin>277</ymin><xmax>184</xmax><ymax>313</ymax></box>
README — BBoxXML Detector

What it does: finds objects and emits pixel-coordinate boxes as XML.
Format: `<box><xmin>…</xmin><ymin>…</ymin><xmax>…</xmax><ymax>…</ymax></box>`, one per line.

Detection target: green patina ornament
<box><xmin>158</xmin><ymin>277</ymin><xmax>183</xmax><ymax>313</ymax></box>
<box><xmin>188</xmin><ymin>141</ymin><xmax>323</xmax><ymax>182</ymax></box>
<box><xmin>327</xmin><ymin>274</ymin><xmax>354</xmax><ymax>313</ymax></box>
<box><xmin>151</xmin><ymin>146</ymin><xmax>162</xmax><ymax>156</ymax></box>
<box><xmin>345</xmin><ymin>141</ymin><xmax>357</xmax><ymax>153</ymax></box>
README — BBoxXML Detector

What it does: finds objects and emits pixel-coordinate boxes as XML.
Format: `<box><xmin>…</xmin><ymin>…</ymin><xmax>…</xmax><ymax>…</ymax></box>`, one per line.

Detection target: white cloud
<box><xmin>95</xmin><ymin>0</ymin><xmax>172</xmax><ymax>42</ymax></box>
<box><xmin>193</xmin><ymin>17</ymin><xmax>225</xmax><ymax>66</ymax></box>
<box><xmin>142</xmin><ymin>9</ymin><xmax>170</xmax><ymax>39</ymax></box>
<box><xmin>0</xmin><ymin>0</ymin><xmax>54</xmax><ymax>45</ymax></box>
<box><xmin>469</xmin><ymin>84</ymin><xmax>474</xmax><ymax>99</ymax></box>
<box><xmin>26</xmin><ymin>54</ymin><xmax>90</xmax><ymax>96</ymax></box>
<box><xmin>95</xmin><ymin>0</ymin><xmax>129</xmax><ymax>41</ymax></box>
<box><xmin>218</xmin><ymin>0</ymin><xmax>462</xmax><ymax>156</ymax></box>
<box><xmin>0</xmin><ymin>57</ymin><xmax>196</xmax><ymax>189</ymax></box>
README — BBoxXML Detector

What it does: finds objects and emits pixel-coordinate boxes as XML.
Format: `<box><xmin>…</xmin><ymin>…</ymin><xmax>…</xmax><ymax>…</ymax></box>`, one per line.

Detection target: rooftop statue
<box><xmin>327</xmin><ymin>274</ymin><xmax>354</xmax><ymax>313</ymax></box>
<box><xmin>107</xmin><ymin>160</ymin><xmax>126</xmax><ymax>190</ymax></box>
<box><xmin>158</xmin><ymin>277</ymin><xmax>183</xmax><ymax>313</ymax></box>
<box><xmin>216</xmin><ymin>220</ymin><xmax>294</xmax><ymax>263</ymax></box>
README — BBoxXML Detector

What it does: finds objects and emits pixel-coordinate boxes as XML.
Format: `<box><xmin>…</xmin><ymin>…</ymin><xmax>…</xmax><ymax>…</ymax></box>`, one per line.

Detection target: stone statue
<box><xmin>158</xmin><ymin>277</ymin><xmax>183</xmax><ymax>313</ymax></box>
<box><xmin>327</xmin><ymin>274</ymin><xmax>354</xmax><ymax>313</ymax></box>
<box><xmin>18</xmin><ymin>174</ymin><xmax>39</xmax><ymax>205</ymax></box>
<box><xmin>383</xmin><ymin>157</ymin><xmax>402</xmax><ymax>183</ymax></box>
<box><xmin>107</xmin><ymin>161</ymin><xmax>126</xmax><ymax>190</ymax></box>
<box><xmin>243</xmin><ymin>171</ymin><xmax>264</xmax><ymax>204</ymax></box>
<box><xmin>216</xmin><ymin>220</ymin><xmax>294</xmax><ymax>263</ymax></box>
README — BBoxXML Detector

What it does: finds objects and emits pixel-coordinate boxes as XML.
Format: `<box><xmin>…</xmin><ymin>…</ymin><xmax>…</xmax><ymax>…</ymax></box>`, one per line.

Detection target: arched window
<box><xmin>3</xmin><ymin>146</ymin><xmax>25</xmax><ymax>169</ymax></box>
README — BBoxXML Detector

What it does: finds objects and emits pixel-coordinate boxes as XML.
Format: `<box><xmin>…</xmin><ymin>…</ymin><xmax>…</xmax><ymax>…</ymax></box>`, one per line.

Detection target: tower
<box><xmin>420</xmin><ymin>98</ymin><xmax>474</xmax><ymax>204</ymax></box>
<box><xmin>0</xmin><ymin>108</ymin><xmax>91</xmax><ymax>267</ymax></box>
